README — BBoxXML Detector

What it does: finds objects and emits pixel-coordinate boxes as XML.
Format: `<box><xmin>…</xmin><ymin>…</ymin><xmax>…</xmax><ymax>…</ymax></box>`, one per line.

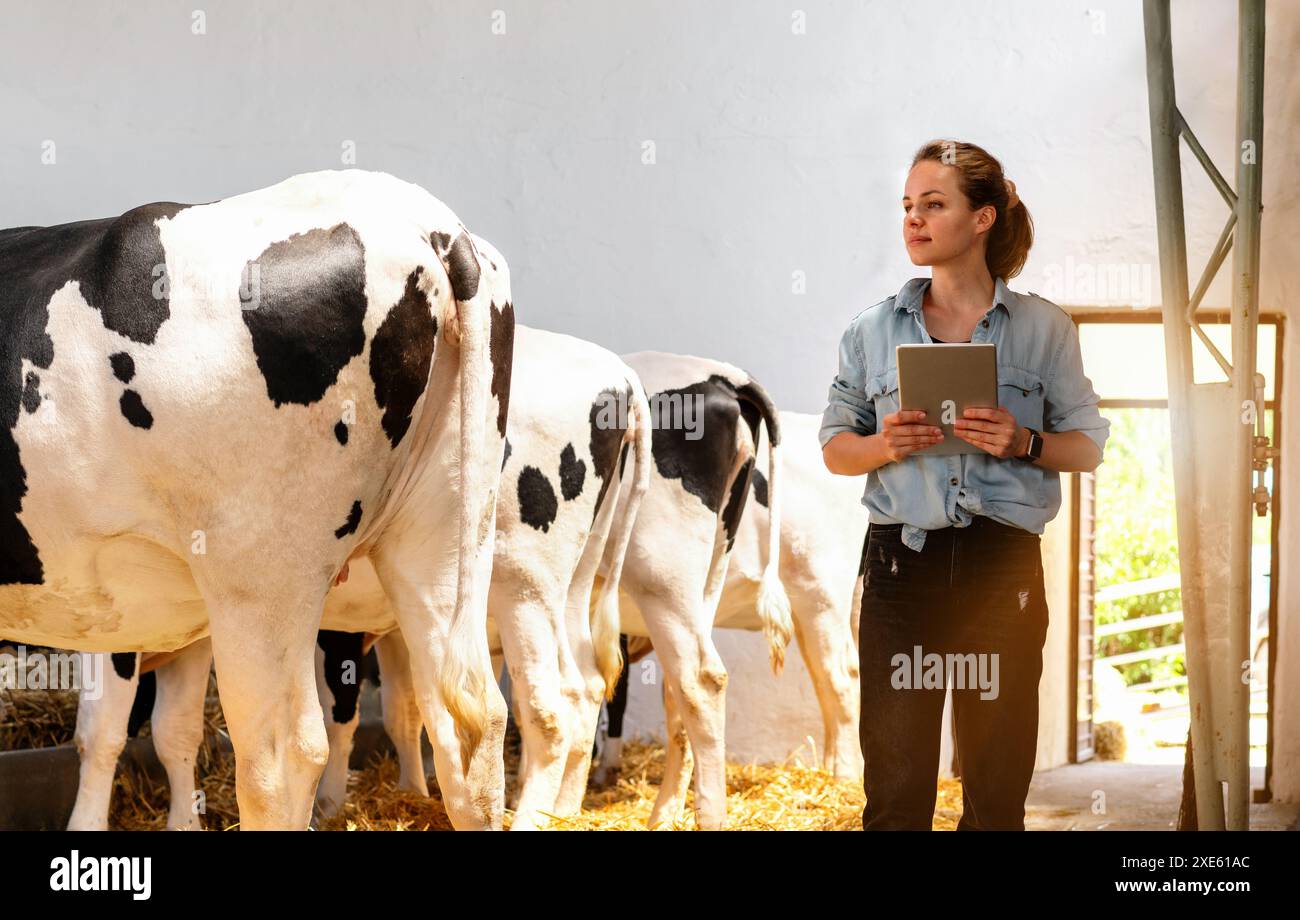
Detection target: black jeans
<box><xmin>858</xmin><ymin>515</ymin><xmax>1049</xmax><ymax>830</ymax></box>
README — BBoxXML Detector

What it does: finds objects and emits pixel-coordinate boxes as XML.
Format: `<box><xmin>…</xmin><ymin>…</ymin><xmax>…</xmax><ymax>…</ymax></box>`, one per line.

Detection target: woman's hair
<box><xmin>910</xmin><ymin>139</ymin><xmax>1034</xmax><ymax>280</ymax></box>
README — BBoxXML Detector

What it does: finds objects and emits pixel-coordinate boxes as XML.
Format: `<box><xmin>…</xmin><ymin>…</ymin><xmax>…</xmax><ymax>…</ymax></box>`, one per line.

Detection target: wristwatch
<box><xmin>1017</xmin><ymin>427</ymin><xmax>1043</xmax><ymax>462</ymax></box>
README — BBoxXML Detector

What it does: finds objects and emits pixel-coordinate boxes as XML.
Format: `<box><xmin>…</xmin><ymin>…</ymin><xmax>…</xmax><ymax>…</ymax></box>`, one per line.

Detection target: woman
<box><xmin>819</xmin><ymin>140</ymin><xmax>1110</xmax><ymax>830</ymax></box>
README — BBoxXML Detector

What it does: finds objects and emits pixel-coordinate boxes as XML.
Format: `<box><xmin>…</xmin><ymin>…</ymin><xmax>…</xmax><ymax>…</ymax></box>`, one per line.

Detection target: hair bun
<box><xmin>1004</xmin><ymin>178</ymin><xmax>1020</xmax><ymax>209</ymax></box>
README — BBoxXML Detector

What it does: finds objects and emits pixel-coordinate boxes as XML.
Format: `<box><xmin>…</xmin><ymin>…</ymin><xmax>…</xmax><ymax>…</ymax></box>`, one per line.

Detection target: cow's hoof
<box><xmin>588</xmin><ymin>766</ymin><xmax>621</xmax><ymax>791</ymax></box>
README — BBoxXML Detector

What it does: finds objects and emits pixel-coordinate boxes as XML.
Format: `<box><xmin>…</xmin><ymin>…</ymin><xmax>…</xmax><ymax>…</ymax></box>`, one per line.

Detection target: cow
<box><xmin>591</xmin><ymin>410</ymin><xmax>869</xmax><ymax>791</ymax></box>
<box><xmin>578</xmin><ymin>352</ymin><xmax>791</xmax><ymax>830</ymax></box>
<box><xmin>60</xmin><ymin>322</ymin><xmax>652</xmax><ymax>831</ymax></box>
<box><xmin>0</xmin><ymin>170</ymin><xmax>513</xmax><ymax>830</ymax></box>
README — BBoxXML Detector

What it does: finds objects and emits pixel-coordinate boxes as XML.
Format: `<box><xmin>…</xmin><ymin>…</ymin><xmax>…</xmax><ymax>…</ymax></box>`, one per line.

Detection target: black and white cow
<box><xmin>64</xmin><ymin>323</ymin><xmax>651</xmax><ymax>831</ymax></box>
<box><xmin>586</xmin><ymin>352</ymin><xmax>791</xmax><ymax>830</ymax></box>
<box><xmin>310</xmin><ymin>325</ymin><xmax>650</xmax><ymax>829</ymax></box>
<box><xmin>0</xmin><ymin>170</ymin><xmax>513</xmax><ymax>830</ymax></box>
<box><xmin>592</xmin><ymin>410</ymin><xmax>869</xmax><ymax>791</ymax></box>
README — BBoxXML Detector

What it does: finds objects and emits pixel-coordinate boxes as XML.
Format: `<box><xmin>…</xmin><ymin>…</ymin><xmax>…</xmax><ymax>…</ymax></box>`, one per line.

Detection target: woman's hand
<box><xmin>954</xmin><ymin>406</ymin><xmax>1026</xmax><ymax>459</ymax></box>
<box><xmin>879</xmin><ymin>409</ymin><xmax>944</xmax><ymax>462</ymax></box>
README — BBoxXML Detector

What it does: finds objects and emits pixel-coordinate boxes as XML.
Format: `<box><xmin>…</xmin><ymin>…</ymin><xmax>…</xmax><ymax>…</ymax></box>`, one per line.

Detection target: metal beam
<box><xmin>1142</xmin><ymin>0</ymin><xmax>1266</xmax><ymax>831</ymax></box>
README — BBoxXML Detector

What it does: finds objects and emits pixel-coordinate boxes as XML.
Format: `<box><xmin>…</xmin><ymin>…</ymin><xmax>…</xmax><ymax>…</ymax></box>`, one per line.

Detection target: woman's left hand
<box><xmin>953</xmin><ymin>406</ymin><xmax>1026</xmax><ymax>459</ymax></box>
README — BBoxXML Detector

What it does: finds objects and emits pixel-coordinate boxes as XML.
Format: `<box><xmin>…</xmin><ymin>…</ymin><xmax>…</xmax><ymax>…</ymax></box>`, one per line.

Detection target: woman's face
<box><xmin>901</xmin><ymin>159</ymin><xmax>994</xmax><ymax>268</ymax></box>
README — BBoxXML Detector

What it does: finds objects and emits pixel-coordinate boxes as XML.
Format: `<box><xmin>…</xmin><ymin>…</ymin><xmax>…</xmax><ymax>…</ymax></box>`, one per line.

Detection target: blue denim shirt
<box><xmin>819</xmin><ymin>276</ymin><xmax>1109</xmax><ymax>552</ymax></box>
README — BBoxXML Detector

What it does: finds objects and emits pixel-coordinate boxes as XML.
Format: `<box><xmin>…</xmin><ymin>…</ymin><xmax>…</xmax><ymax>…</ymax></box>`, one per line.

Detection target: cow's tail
<box><xmin>736</xmin><ymin>380</ymin><xmax>792</xmax><ymax>675</ymax></box>
<box><xmin>592</xmin><ymin>374</ymin><xmax>652</xmax><ymax>699</ymax></box>
<box><xmin>441</xmin><ymin>235</ymin><xmax>511</xmax><ymax>771</ymax></box>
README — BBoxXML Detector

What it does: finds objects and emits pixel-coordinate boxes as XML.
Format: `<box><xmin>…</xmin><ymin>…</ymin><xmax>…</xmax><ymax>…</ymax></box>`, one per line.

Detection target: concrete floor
<box><xmin>1024</xmin><ymin>762</ymin><xmax>1299</xmax><ymax>830</ymax></box>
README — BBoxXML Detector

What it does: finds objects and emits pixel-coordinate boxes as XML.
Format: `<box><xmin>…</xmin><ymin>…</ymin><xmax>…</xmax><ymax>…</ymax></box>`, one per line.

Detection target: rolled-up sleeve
<box><xmin>1044</xmin><ymin>318</ymin><xmax>1109</xmax><ymax>457</ymax></box>
<box><xmin>819</xmin><ymin>319</ymin><xmax>875</xmax><ymax>448</ymax></box>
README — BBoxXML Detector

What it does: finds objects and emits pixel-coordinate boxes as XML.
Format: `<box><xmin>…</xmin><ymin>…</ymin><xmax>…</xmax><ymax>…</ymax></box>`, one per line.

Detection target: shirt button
<box><xmin>950</xmin><ymin>477</ymin><xmax>959</xmax><ymax>486</ymax></box>
<box><xmin>982</xmin><ymin>319</ymin><xmax>989</xmax><ymax>327</ymax></box>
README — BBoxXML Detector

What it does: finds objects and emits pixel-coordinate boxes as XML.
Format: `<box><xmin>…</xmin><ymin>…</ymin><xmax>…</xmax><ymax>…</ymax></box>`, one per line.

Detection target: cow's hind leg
<box><xmin>648</xmin><ymin>676</ymin><xmax>695</xmax><ymax>828</ymax></box>
<box><xmin>374</xmin><ymin>631</ymin><xmax>429</xmax><ymax>796</ymax></box>
<box><xmin>492</xmin><ymin>587</ymin><xmax>581</xmax><ymax>830</ymax></box>
<box><xmin>68</xmin><ymin>653</ymin><xmax>139</xmax><ymax>831</ymax></box>
<box><xmin>313</xmin><ymin>631</ymin><xmax>366</xmax><ymax>818</ymax></box>
<box><xmin>551</xmin><ymin>590</ymin><xmax>609</xmax><ymax>817</ymax></box>
<box><xmin>791</xmin><ymin>593</ymin><xmax>863</xmax><ymax>782</ymax></box>
<box><xmin>150</xmin><ymin>638</ymin><xmax>213</xmax><ymax>830</ymax></box>
<box><xmin>372</xmin><ymin>551</ymin><xmax>506</xmax><ymax>831</ymax></box>
<box><xmin>638</xmin><ymin>601</ymin><xmax>729</xmax><ymax>830</ymax></box>
<box><xmin>204</xmin><ymin>585</ymin><xmax>330</xmax><ymax>831</ymax></box>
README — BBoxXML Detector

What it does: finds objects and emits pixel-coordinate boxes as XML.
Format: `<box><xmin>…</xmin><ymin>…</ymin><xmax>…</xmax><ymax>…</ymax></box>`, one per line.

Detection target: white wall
<box><xmin>3</xmin><ymin>0</ymin><xmax>1295</xmax><ymax>798</ymax></box>
<box><xmin>0</xmin><ymin>0</ymin><xmax>1245</xmax><ymax>411</ymax></box>
<box><xmin>621</xmin><ymin>631</ymin><xmax>828</xmax><ymax>771</ymax></box>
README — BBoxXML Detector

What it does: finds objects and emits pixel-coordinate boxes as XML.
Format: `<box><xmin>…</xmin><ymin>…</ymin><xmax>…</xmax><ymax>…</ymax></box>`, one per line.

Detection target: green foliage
<box><xmin>1094</xmin><ymin>409</ymin><xmax>1184</xmax><ymax>687</ymax></box>
<box><xmin>1093</xmin><ymin>406</ymin><xmax>1276</xmax><ymax>689</ymax></box>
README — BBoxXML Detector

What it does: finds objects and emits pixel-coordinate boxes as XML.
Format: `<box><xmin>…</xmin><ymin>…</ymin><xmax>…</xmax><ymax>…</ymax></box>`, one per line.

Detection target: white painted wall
<box><xmin>2</xmin><ymin>0</ymin><xmax>1295</xmax><ymax>799</ymax></box>
<box><xmin>622</xmin><ymin>632</ymin><xmax>827</xmax><ymax>772</ymax></box>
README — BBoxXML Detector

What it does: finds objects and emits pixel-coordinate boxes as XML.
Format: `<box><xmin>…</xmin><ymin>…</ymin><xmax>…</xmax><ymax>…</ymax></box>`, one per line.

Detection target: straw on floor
<box><xmin>3</xmin><ymin>676</ymin><xmax>965</xmax><ymax>830</ymax></box>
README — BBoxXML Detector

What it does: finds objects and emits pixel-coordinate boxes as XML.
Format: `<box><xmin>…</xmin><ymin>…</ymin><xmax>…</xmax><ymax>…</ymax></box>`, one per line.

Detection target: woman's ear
<box><xmin>974</xmin><ymin>202</ymin><xmax>997</xmax><ymax>236</ymax></box>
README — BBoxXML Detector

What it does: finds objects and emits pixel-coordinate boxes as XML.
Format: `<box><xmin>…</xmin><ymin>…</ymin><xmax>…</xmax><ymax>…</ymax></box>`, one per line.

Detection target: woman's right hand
<box><xmin>879</xmin><ymin>410</ymin><xmax>944</xmax><ymax>462</ymax></box>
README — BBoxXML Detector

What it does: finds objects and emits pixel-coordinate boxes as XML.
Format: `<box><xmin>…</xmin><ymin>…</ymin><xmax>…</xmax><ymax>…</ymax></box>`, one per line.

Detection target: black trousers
<box><xmin>858</xmin><ymin>515</ymin><xmax>1049</xmax><ymax>830</ymax></box>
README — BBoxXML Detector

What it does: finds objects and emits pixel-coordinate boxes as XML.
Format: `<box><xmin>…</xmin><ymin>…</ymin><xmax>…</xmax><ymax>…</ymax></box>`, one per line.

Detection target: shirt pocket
<box><xmin>866</xmin><ymin>365</ymin><xmax>900</xmax><ymax>422</ymax></box>
<box><xmin>997</xmin><ymin>364</ymin><xmax>1045</xmax><ymax>430</ymax></box>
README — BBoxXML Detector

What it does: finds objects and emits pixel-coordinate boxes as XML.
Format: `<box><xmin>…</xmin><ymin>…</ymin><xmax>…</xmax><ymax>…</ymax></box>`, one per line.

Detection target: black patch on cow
<box><xmin>737</xmin><ymin>397</ymin><xmax>762</xmax><ymax>447</ymax></box>
<box><xmin>335</xmin><ymin>420</ymin><xmax>349</xmax><ymax>445</ymax></box>
<box><xmin>316</xmin><ymin>631</ymin><xmax>364</xmax><ymax>724</ymax></box>
<box><xmin>334</xmin><ymin>500</ymin><xmax>363</xmax><ymax>539</ymax></box>
<box><xmin>360</xmin><ymin>646</ymin><xmax>381</xmax><ymax>687</ymax></box>
<box><xmin>558</xmin><ymin>443</ymin><xmax>585</xmax><ymax>501</ymax></box>
<box><xmin>111</xmin><ymin>652</ymin><xmax>137</xmax><ymax>681</ymax></box>
<box><xmin>20</xmin><ymin>373</ymin><xmax>40</xmax><ymax>414</ymax></box>
<box><xmin>735</xmin><ymin>381</ymin><xmax>781</xmax><ymax>447</ymax></box>
<box><xmin>0</xmin><ymin>205</ymin><xmax>188</xmax><ymax>585</ymax></box>
<box><xmin>241</xmin><ymin>223</ymin><xmax>367</xmax><ymax>408</ymax></box>
<box><xmin>429</xmin><ymin>231</ymin><xmax>452</xmax><ymax>254</ymax></box>
<box><xmin>648</xmin><ymin>374</ymin><xmax>743</xmax><ymax>514</ymax></box>
<box><xmin>445</xmin><ymin>231</ymin><xmax>481</xmax><ymax>302</ymax></box>
<box><xmin>721</xmin><ymin>457</ymin><xmax>754</xmax><ymax>551</ymax></box>
<box><xmin>119</xmin><ymin>390</ymin><xmax>153</xmax><ymax>429</ymax></box>
<box><xmin>6</xmin><ymin>202</ymin><xmax>189</xmax><ymax>346</ymax></box>
<box><xmin>369</xmin><ymin>268</ymin><xmax>437</xmax><ymax>447</ymax></box>
<box><xmin>517</xmin><ymin>465</ymin><xmax>557</xmax><ymax>532</ymax></box>
<box><xmin>489</xmin><ymin>301</ymin><xmax>514</xmax><ymax>438</ymax></box>
<box><xmin>109</xmin><ymin>351</ymin><xmax>135</xmax><ymax>383</ymax></box>
<box><xmin>752</xmin><ymin>468</ymin><xmax>769</xmax><ymax>508</ymax></box>
<box><xmin>128</xmin><ymin>671</ymin><xmax>156</xmax><ymax>738</ymax></box>
<box><xmin>588</xmin><ymin>385</ymin><xmax>630</xmax><ymax>522</ymax></box>
<box><xmin>502</xmin><ymin>436</ymin><xmax>512</xmax><ymax>471</ymax></box>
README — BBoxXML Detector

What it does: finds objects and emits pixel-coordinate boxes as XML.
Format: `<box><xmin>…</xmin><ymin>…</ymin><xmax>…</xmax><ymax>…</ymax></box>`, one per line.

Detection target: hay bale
<box><xmin>1093</xmin><ymin>720</ymin><xmax>1127</xmax><ymax>761</ymax></box>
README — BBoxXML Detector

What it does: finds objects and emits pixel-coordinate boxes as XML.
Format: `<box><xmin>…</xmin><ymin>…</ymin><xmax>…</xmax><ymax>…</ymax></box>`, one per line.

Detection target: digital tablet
<box><xmin>895</xmin><ymin>342</ymin><xmax>998</xmax><ymax>456</ymax></box>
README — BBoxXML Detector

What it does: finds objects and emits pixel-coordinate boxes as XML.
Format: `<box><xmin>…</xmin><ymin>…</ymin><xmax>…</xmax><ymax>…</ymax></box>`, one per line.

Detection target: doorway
<box><xmin>1068</xmin><ymin>312</ymin><xmax>1282</xmax><ymax>800</ymax></box>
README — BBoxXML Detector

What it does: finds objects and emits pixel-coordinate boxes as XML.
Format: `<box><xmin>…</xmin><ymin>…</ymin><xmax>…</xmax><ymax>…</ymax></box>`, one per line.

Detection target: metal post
<box><xmin>1227</xmin><ymin>0</ymin><xmax>1265</xmax><ymax>829</ymax></box>
<box><xmin>1142</xmin><ymin>0</ymin><xmax>1264</xmax><ymax>830</ymax></box>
